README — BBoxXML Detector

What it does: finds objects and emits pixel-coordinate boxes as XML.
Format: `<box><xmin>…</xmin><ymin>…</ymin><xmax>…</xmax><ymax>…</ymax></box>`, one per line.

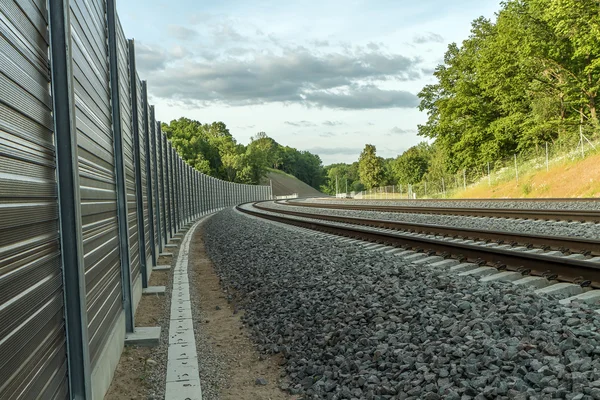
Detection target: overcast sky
<box><xmin>117</xmin><ymin>0</ymin><xmax>500</xmax><ymax>165</ymax></box>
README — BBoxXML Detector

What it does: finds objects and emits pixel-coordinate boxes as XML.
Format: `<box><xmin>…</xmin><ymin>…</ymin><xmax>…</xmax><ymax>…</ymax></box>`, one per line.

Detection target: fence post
<box><xmin>106</xmin><ymin>0</ymin><xmax>134</xmax><ymax>333</ymax></box>
<box><xmin>48</xmin><ymin>0</ymin><xmax>92</xmax><ymax>396</ymax></box>
<box><xmin>514</xmin><ymin>153</ymin><xmax>519</xmax><ymax>184</ymax></box>
<box><xmin>128</xmin><ymin>40</ymin><xmax>148</xmax><ymax>288</ymax></box>
<box><xmin>463</xmin><ymin>169</ymin><xmax>466</xmax><ymax>191</ymax></box>
<box><xmin>487</xmin><ymin>162</ymin><xmax>491</xmax><ymax>186</ymax></box>
<box><xmin>546</xmin><ymin>142</ymin><xmax>549</xmax><ymax>172</ymax></box>
<box><xmin>442</xmin><ymin>178</ymin><xmax>446</xmax><ymax>198</ymax></box>
<box><xmin>580</xmin><ymin>124</ymin><xmax>585</xmax><ymax>158</ymax></box>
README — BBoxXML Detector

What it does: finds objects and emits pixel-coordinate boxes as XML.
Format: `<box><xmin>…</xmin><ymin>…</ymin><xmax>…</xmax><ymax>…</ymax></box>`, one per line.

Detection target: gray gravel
<box><xmin>204</xmin><ymin>208</ymin><xmax>600</xmax><ymax>400</ymax></box>
<box><xmin>146</xmin><ymin>254</ymin><xmax>177</xmax><ymax>400</ymax></box>
<box><xmin>299</xmin><ymin>198</ymin><xmax>600</xmax><ymax>211</ymax></box>
<box><xmin>190</xmin><ymin>222</ymin><xmax>228</xmax><ymax>400</ymax></box>
<box><xmin>262</xmin><ymin>202</ymin><xmax>600</xmax><ymax>240</ymax></box>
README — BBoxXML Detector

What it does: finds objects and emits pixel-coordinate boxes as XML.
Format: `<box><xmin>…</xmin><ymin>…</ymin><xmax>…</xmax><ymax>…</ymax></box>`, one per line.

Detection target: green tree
<box><xmin>358</xmin><ymin>144</ymin><xmax>383</xmax><ymax>189</ymax></box>
<box><xmin>393</xmin><ymin>143</ymin><xmax>431</xmax><ymax>185</ymax></box>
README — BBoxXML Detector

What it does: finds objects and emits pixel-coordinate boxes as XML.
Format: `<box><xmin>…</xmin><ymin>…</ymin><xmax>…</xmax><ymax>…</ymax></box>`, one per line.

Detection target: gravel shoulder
<box><xmin>190</xmin><ymin>220</ymin><xmax>295</xmax><ymax>400</ymax></box>
<box><xmin>203</xmin><ymin>208</ymin><xmax>600</xmax><ymax>400</ymax></box>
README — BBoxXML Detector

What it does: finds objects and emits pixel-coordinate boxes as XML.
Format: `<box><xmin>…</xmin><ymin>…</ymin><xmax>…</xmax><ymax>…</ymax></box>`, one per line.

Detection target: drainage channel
<box><xmin>165</xmin><ymin>217</ymin><xmax>206</xmax><ymax>400</ymax></box>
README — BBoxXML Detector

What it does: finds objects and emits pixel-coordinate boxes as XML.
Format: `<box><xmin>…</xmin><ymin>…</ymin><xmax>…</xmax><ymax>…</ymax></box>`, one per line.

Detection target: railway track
<box><xmin>281</xmin><ymin>199</ymin><xmax>600</xmax><ymax>223</ymax></box>
<box><xmin>237</xmin><ymin>202</ymin><xmax>600</xmax><ymax>288</ymax></box>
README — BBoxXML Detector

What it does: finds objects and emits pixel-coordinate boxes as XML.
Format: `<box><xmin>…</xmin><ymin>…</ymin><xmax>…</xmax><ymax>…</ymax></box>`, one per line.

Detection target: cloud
<box><xmin>285</xmin><ymin>121</ymin><xmax>317</xmax><ymax>127</ymax></box>
<box><xmin>311</xmin><ymin>39</ymin><xmax>330</xmax><ymax>47</ymax></box>
<box><xmin>143</xmin><ymin>45</ymin><xmax>422</xmax><ymax>109</ymax></box>
<box><xmin>413</xmin><ymin>32</ymin><xmax>444</xmax><ymax>44</ymax></box>
<box><xmin>318</xmin><ymin>132</ymin><xmax>336</xmax><ymax>138</ymax></box>
<box><xmin>167</xmin><ymin>25</ymin><xmax>199</xmax><ymax>41</ymax></box>
<box><xmin>135</xmin><ymin>43</ymin><xmax>169</xmax><ymax>72</ymax></box>
<box><xmin>389</xmin><ymin>126</ymin><xmax>416</xmax><ymax>135</ymax></box>
<box><xmin>304</xmin><ymin>86</ymin><xmax>419</xmax><ymax>109</ymax></box>
<box><xmin>135</xmin><ymin>42</ymin><xmax>188</xmax><ymax>73</ymax></box>
<box><xmin>305</xmin><ymin>147</ymin><xmax>362</xmax><ymax>155</ymax></box>
<box><xmin>367</xmin><ymin>42</ymin><xmax>380</xmax><ymax>51</ymax></box>
<box><xmin>213</xmin><ymin>24</ymin><xmax>245</xmax><ymax>44</ymax></box>
<box><xmin>322</xmin><ymin>120</ymin><xmax>343</xmax><ymax>126</ymax></box>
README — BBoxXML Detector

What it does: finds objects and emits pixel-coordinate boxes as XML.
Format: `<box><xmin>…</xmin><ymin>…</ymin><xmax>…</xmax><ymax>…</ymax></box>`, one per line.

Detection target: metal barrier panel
<box><xmin>70</xmin><ymin>0</ymin><xmax>123</xmax><ymax>366</ymax></box>
<box><xmin>115</xmin><ymin>17</ymin><xmax>140</xmax><ymax>285</ymax></box>
<box><xmin>134</xmin><ymin>74</ymin><xmax>151</xmax><ymax>269</ymax></box>
<box><xmin>2</xmin><ymin>0</ymin><xmax>276</xmax><ymax>398</ymax></box>
<box><xmin>156</xmin><ymin>120</ymin><xmax>166</xmax><ymax>246</ymax></box>
<box><xmin>179</xmin><ymin>161</ymin><xmax>184</xmax><ymax>222</ymax></box>
<box><xmin>174</xmin><ymin>154</ymin><xmax>180</xmax><ymax>227</ymax></box>
<box><xmin>145</xmin><ymin>98</ymin><xmax>159</xmax><ymax>256</ymax></box>
<box><xmin>167</xmin><ymin>142</ymin><xmax>175</xmax><ymax>235</ymax></box>
<box><xmin>0</xmin><ymin>1</ymin><xmax>70</xmax><ymax>398</ymax></box>
<box><xmin>186</xmin><ymin>164</ymin><xmax>190</xmax><ymax>219</ymax></box>
<box><xmin>201</xmin><ymin>174</ymin><xmax>207</xmax><ymax>213</ymax></box>
<box><xmin>163</xmin><ymin>134</ymin><xmax>171</xmax><ymax>239</ymax></box>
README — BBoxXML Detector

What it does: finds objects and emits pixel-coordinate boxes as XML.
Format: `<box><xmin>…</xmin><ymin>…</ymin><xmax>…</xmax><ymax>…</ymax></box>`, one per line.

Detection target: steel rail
<box><xmin>254</xmin><ymin>203</ymin><xmax>600</xmax><ymax>256</ymax></box>
<box><xmin>238</xmin><ymin>203</ymin><xmax>600</xmax><ymax>288</ymax></box>
<box><xmin>281</xmin><ymin>200</ymin><xmax>600</xmax><ymax>223</ymax></box>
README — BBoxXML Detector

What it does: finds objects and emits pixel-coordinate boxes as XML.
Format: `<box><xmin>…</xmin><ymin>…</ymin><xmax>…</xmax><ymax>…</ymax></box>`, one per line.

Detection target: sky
<box><xmin>117</xmin><ymin>0</ymin><xmax>501</xmax><ymax>165</ymax></box>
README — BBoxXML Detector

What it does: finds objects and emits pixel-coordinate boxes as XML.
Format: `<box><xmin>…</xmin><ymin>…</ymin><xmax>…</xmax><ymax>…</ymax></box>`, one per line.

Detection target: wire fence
<box><xmin>351</xmin><ymin>132</ymin><xmax>600</xmax><ymax>200</ymax></box>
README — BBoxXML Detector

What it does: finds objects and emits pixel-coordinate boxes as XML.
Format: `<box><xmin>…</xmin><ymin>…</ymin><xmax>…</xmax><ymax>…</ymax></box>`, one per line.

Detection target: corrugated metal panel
<box><xmin>115</xmin><ymin>17</ymin><xmax>139</xmax><ymax>283</ymax></box>
<box><xmin>137</xmin><ymin>75</ymin><xmax>151</xmax><ymax>262</ymax></box>
<box><xmin>164</xmin><ymin>135</ymin><xmax>172</xmax><ymax>237</ymax></box>
<box><xmin>157</xmin><ymin>124</ymin><xmax>166</xmax><ymax>243</ymax></box>
<box><xmin>181</xmin><ymin>162</ymin><xmax>186</xmax><ymax>221</ymax></box>
<box><xmin>154</xmin><ymin>124</ymin><xmax>167</xmax><ymax>243</ymax></box>
<box><xmin>169</xmin><ymin>143</ymin><xmax>176</xmax><ymax>233</ymax></box>
<box><xmin>180</xmin><ymin>158</ymin><xmax>184</xmax><ymax>222</ymax></box>
<box><xmin>150</xmin><ymin>118</ymin><xmax>158</xmax><ymax>249</ymax></box>
<box><xmin>184</xmin><ymin>163</ymin><xmax>189</xmax><ymax>220</ymax></box>
<box><xmin>0</xmin><ymin>0</ymin><xmax>69</xmax><ymax>398</ymax></box>
<box><xmin>69</xmin><ymin>0</ymin><xmax>123</xmax><ymax>367</ymax></box>
<box><xmin>149</xmin><ymin>109</ymin><xmax>159</xmax><ymax>248</ymax></box>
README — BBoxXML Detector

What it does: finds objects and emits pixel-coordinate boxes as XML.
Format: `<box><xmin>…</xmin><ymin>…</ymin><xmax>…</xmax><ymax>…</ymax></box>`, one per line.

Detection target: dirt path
<box><xmin>105</xmin><ymin>251</ymin><xmax>179</xmax><ymax>400</ymax></box>
<box><xmin>189</xmin><ymin>224</ymin><xmax>295</xmax><ymax>400</ymax></box>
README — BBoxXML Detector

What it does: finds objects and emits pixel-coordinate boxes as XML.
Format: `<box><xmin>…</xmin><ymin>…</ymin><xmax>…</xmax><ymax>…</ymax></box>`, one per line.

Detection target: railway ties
<box><xmin>238</xmin><ymin>201</ymin><xmax>600</xmax><ymax>303</ymax></box>
<box><xmin>281</xmin><ymin>199</ymin><xmax>600</xmax><ymax>224</ymax></box>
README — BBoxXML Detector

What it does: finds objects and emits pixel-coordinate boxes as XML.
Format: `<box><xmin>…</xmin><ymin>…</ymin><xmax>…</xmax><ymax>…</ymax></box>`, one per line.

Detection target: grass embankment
<box><xmin>261</xmin><ymin>168</ymin><xmax>323</xmax><ymax>197</ymax></box>
<box><xmin>455</xmin><ymin>152</ymin><xmax>600</xmax><ymax>199</ymax></box>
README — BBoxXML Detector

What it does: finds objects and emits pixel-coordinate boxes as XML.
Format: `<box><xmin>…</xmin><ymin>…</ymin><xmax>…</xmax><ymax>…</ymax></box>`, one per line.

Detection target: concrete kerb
<box><xmin>143</xmin><ymin>286</ymin><xmax>166</xmax><ymax>296</ymax></box>
<box><xmin>165</xmin><ymin>216</ymin><xmax>209</xmax><ymax>400</ymax></box>
<box><xmin>125</xmin><ymin>326</ymin><xmax>162</xmax><ymax>347</ymax></box>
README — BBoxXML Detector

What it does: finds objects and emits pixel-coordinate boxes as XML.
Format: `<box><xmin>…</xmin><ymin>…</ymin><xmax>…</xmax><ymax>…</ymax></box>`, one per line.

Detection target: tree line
<box><xmin>162</xmin><ymin>118</ymin><xmax>325</xmax><ymax>187</ymax></box>
<box><xmin>324</xmin><ymin>0</ymin><xmax>600</xmax><ymax>195</ymax></box>
<box><xmin>164</xmin><ymin>1</ymin><xmax>599</xmax><ymax>195</ymax></box>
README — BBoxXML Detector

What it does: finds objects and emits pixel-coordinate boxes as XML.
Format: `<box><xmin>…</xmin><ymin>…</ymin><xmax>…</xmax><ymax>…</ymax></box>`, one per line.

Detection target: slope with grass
<box><xmin>261</xmin><ymin>169</ymin><xmax>324</xmax><ymax>198</ymax></box>
<box><xmin>455</xmin><ymin>152</ymin><xmax>600</xmax><ymax>199</ymax></box>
